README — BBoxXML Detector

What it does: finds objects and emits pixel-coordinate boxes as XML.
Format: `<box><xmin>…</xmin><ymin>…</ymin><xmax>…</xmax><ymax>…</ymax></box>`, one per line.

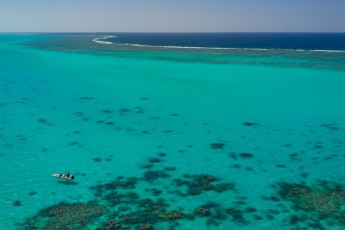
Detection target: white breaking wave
<box><xmin>116</xmin><ymin>43</ymin><xmax>345</xmax><ymax>53</ymax></box>
<box><xmin>91</xmin><ymin>36</ymin><xmax>345</xmax><ymax>53</ymax></box>
<box><xmin>112</xmin><ymin>43</ymin><xmax>271</xmax><ymax>51</ymax></box>
<box><xmin>310</xmin><ymin>50</ymin><xmax>345</xmax><ymax>53</ymax></box>
<box><xmin>91</xmin><ymin>37</ymin><xmax>271</xmax><ymax>51</ymax></box>
<box><xmin>92</xmin><ymin>35</ymin><xmax>115</xmax><ymax>45</ymax></box>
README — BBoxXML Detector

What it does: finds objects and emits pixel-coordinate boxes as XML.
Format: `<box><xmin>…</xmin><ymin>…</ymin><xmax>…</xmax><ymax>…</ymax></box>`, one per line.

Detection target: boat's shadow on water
<box><xmin>57</xmin><ymin>181</ymin><xmax>79</xmax><ymax>185</ymax></box>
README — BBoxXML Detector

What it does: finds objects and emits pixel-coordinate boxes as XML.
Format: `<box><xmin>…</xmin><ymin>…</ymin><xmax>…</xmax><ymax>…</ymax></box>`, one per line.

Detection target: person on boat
<box><xmin>65</xmin><ymin>172</ymin><xmax>70</xmax><ymax>177</ymax></box>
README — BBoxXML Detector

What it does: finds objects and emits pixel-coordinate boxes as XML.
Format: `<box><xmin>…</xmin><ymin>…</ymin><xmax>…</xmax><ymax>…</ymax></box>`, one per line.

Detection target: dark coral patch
<box><xmin>116</xmin><ymin>177</ymin><xmax>139</xmax><ymax>189</ymax></box>
<box><xmin>148</xmin><ymin>158</ymin><xmax>161</xmax><ymax>163</ymax></box>
<box><xmin>69</xmin><ymin>141</ymin><xmax>79</xmax><ymax>146</ymax></box>
<box><xmin>119</xmin><ymin>108</ymin><xmax>131</xmax><ymax>113</ymax></box>
<box><xmin>252</xmin><ymin>214</ymin><xmax>263</xmax><ymax>220</ymax></box>
<box><xmin>239</xmin><ymin>153</ymin><xmax>254</xmax><ymax>159</ymax></box>
<box><xmin>150</xmin><ymin>188</ymin><xmax>163</xmax><ymax>196</ymax></box>
<box><xmin>140</xmin><ymin>163</ymin><xmax>154</xmax><ymax>169</ymax></box>
<box><xmin>174</xmin><ymin>174</ymin><xmax>235</xmax><ymax>196</ymax></box>
<box><xmin>275</xmin><ymin>164</ymin><xmax>286</xmax><ymax>168</ymax></box>
<box><xmin>102</xmin><ymin>109</ymin><xmax>113</xmax><ymax>113</ymax></box>
<box><xmin>142</xmin><ymin>170</ymin><xmax>170</xmax><ymax>181</ymax></box>
<box><xmin>242</xmin><ymin>122</ymin><xmax>259</xmax><ymax>127</ymax></box>
<box><xmin>226</xmin><ymin>207</ymin><xmax>250</xmax><ymax>225</ymax></box>
<box><xmin>37</xmin><ymin>118</ymin><xmax>48</xmax><ymax>123</ymax></box>
<box><xmin>41</xmin><ymin>148</ymin><xmax>48</xmax><ymax>152</ymax></box>
<box><xmin>321</xmin><ymin>123</ymin><xmax>340</xmax><ymax>131</ymax></box>
<box><xmin>13</xmin><ymin>200</ymin><xmax>22</xmax><ymax>206</ymax></box>
<box><xmin>194</xmin><ymin>206</ymin><xmax>211</xmax><ymax>216</ymax></box>
<box><xmin>214</xmin><ymin>183</ymin><xmax>236</xmax><ymax>193</ymax></box>
<box><xmin>277</xmin><ymin>182</ymin><xmax>311</xmax><ymax>199</ymax></box>
<box><xmin>231</xmin><ymin>164</ymin><xmax>242</xmax><ymax>169</ymax></box>
<box><xmin>210</xmin><ymin>143</ymin><xmax>225</xmax><ymax>149</ymax></box>
<box><xmin>158</xmin><ymin>152</ymin><xmax>167</xmax><ymax>157</ymax></box>
<box><xmin>244</xmin><ymin>207</ymin><xmax>257</xmax><ymax>213</ymax></box>
<box><xmin>93</xmin><ymin>157</ymin><xmax>102</xmax><ymax>162</ymax></box>
<box><xmin>229</xmin><ymin>152</ymin><xmax>238</xmax><ymax>160</ymax></box>
<box><xmin>164</xmin><ymin>167</ymin><xmax>176</xmax><ymax>171</ymax></box>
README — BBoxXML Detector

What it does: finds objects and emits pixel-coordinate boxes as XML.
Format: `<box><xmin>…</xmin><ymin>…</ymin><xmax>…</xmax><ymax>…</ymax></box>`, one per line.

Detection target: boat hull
<box><xmin>52</xmin><ymin>174</ymin><xmax>73</xmax><ymax>180</ymax></box>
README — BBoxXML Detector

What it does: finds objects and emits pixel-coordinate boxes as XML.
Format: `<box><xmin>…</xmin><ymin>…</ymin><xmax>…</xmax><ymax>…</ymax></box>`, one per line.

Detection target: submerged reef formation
<box><xmin>89</xmin><ymin>172</ymin><xmax>240</xmax><ymax>229</ymax></box>
<box><xmin>21</xmin><ymin>169</ymin><xmax>243</xmax><ymax>229</ymax></box>
<box><xmin>276</xmin><ymin>181</ymin><xmax>345</xmax><ymax>229</ymax></box>
<box><xmin>20</xmin><ymin>202</ymin><xmax>108</xmax><ymax>230</ymax></box>
<box><xmin>210</xmin><ymin>143</ymin><xmax>226</xmax><ymax>149</ymax></box>
<box><xmin>174</xmin><ymin>174</ymin><xmax>236</xmax><ymax>196</ymax></box>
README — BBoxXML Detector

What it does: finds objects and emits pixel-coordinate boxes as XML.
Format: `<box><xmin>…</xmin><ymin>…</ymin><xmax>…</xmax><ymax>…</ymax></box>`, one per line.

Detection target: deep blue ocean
<box><xmin>47</xmin><ymin>32</ymin><xmax>345</xmax><ymax>51</ymax></box>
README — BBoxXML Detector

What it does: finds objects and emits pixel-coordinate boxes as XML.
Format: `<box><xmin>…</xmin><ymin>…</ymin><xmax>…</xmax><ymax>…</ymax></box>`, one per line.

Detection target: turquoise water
<box><xmin>1</xmin><ymin>34</ymin><xmax>345</xmax><ymax>229</ymax></box>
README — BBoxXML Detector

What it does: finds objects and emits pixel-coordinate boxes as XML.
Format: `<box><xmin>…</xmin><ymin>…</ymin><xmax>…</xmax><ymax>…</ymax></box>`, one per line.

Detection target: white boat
<box><xmin>52</xmin><ymin>173</ymin><xmax>74</xmax><ymax>180</ymax></box>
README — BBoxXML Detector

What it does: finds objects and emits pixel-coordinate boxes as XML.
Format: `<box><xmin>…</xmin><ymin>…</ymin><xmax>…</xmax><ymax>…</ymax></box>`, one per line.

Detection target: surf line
<box><xmin>92</xmin><ymin>35</ymin><xmax>116</xmax><ymax>45</ymax></box>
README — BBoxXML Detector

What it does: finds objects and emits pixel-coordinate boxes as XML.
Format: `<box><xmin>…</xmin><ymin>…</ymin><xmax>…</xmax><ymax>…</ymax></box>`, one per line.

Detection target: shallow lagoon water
<box><xmin>1</xmin><ymin>34</ymin><xmax>345</xmax><ymax>229</ymax></box>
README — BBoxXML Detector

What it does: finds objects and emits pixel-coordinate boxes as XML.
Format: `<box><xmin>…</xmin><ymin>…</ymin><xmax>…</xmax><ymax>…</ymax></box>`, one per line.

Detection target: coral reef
<box><xmin>142</xmin><ymin>170</ymin><xmax>170</xmax><ymax>181</ymax></box>
<box><xmin>174</xmin><ymin>174</ymin><xmax>236</xmax><ymax>196</ymax></box>
<box><xmin>277</xmin><ymin>181</ymin><xmax>345</xmax><ymax>228</ymax></box>
<box><xmin>278</xmin><ymin>182</ymin><xmax>345</xmax><ymax>215</ymax></box>
<box><xmin>21</xmin><ymin>161</ymin><xmax>241</xmax><ymax>229</ymax></box>
<box><xmin>20</xmin><ymin>202</ymin><xmax>108</xmax><ymax>229</ymax></box>
<box><xmin>210</xmin><ymin>143</ymin><xmax>225</xmax><ymax>149</ymax></box>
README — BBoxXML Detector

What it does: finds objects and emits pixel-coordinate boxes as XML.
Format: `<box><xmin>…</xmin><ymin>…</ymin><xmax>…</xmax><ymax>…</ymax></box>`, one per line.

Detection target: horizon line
<box><xmin>1</xmin><ymin>31</ymin><xmax>345</xmax><ymax>34</ymax></box>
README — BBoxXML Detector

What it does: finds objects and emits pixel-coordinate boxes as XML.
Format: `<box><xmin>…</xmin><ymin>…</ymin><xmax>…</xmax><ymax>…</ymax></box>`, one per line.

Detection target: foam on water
<box><xmin>92</xmin><ymin>35</ymin><xmax>116</xmax><ymax>45</ymax></box>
